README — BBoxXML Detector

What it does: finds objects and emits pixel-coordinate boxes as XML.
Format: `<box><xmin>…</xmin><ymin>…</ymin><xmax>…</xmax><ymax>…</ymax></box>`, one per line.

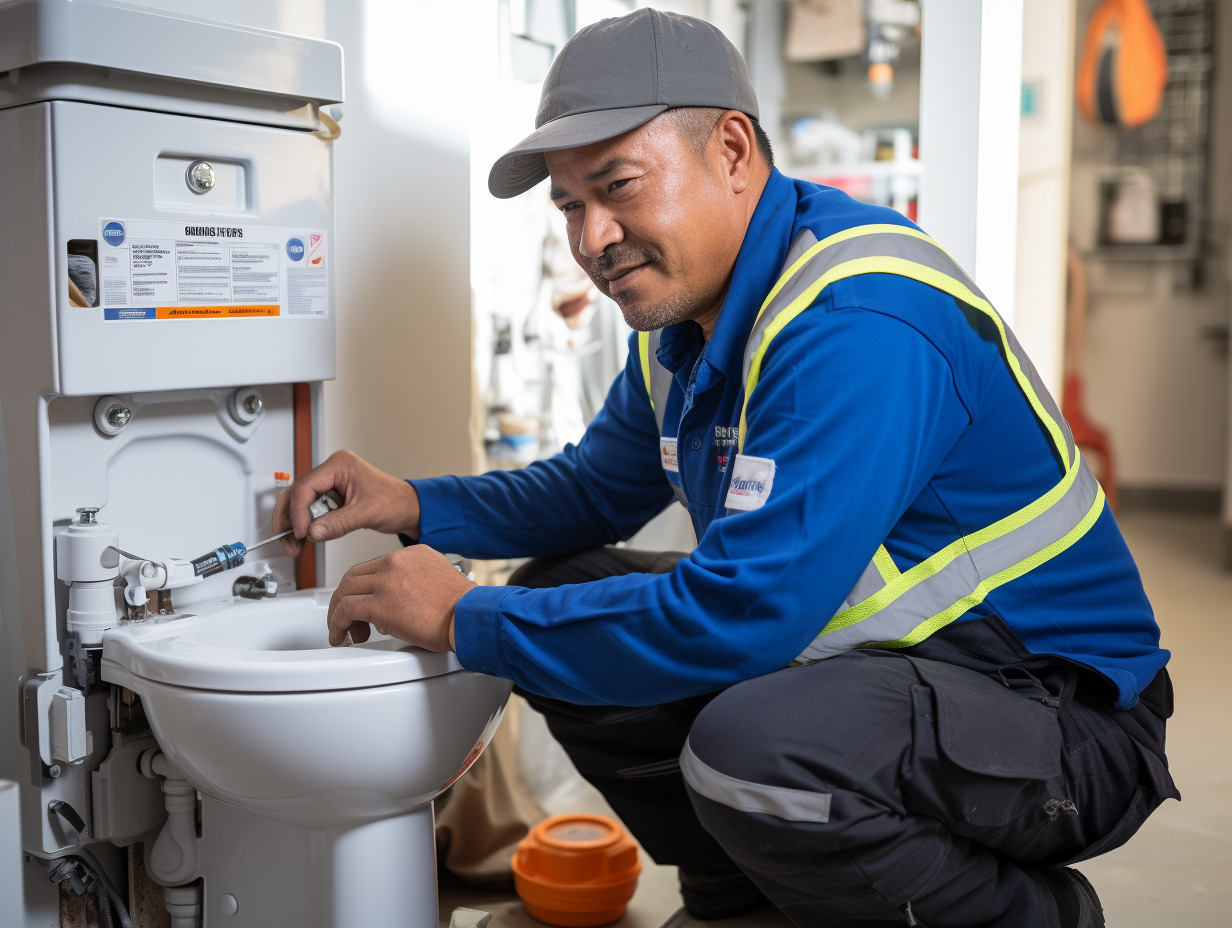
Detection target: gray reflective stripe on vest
<box><xmin>680</xmin><ymin>739</ymin><xmax>832</xmax><ymax>823</ymax></box>
<box><xmin>842</xmin><ymin>558</ymin><xmax>890</xmax><ymax>610</ymax></box>
<box><xmin>644</xmin><ymin>329</ymin><xmax>686</xmax><ymax>507</ymax></box>
<box><xmin>795</xmin><ymin>461</ymin><xmax>1102</xmax><ymax>662</ymax></box>
<box><xmin>1001</xmin><ymin>311</ymin><xmax>1076</xmax><ymax>467</ymax></box>
<box><xmin>646</xmin><ymin>328</ymin><xmax>672</xmax><ymax>436</ymax></box>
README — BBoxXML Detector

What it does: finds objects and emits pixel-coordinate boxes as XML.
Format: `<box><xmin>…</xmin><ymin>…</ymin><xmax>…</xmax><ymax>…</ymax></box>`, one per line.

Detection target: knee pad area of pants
<box><xmin>686</xmin><ymin>652</ymin><xmax>919</xmax><ymax>789</ymax></box>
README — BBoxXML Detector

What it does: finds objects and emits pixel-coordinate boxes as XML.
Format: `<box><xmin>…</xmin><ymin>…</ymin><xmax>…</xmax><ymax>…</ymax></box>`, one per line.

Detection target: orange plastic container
<box><xmin>511</xmin><ymin>814</ymin><xmax>642</xmax><ymax>927</ymax></box>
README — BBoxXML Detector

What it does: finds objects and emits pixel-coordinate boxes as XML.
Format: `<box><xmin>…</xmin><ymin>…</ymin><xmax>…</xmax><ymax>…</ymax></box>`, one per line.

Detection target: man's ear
<box><xmin>712</xmin><ymin>110</ymin><xmax>758</xmax><ymax>194</ymax></box>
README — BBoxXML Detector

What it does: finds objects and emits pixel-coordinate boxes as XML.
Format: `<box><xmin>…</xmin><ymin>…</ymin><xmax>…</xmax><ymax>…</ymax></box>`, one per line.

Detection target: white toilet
<box><xmin>101</xmin><ymin>590</ymin><xmax>512</xmax><ymax>927</ymax></box>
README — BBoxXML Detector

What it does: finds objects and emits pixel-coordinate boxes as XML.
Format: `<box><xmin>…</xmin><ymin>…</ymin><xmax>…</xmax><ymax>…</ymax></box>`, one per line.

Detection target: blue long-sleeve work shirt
<box><xmin>413</xmin><ymin>169</ymin><xmax>1167</xmax><ymax>710</ymax></box>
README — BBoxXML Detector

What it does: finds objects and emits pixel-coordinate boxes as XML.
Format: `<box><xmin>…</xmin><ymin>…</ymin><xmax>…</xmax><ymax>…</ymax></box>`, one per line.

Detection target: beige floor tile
<box><xmin>1079</xmin><ymin>509</ymin><xmax>1232</xmax><ymax>927</ymax></box>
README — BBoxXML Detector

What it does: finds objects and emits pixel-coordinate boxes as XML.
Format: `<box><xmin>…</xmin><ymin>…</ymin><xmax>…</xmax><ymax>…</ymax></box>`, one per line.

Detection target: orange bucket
<box><xmin>511</xmin><ymin>814</ymin><xmax>642</xmax><ymax>927</ymax></box>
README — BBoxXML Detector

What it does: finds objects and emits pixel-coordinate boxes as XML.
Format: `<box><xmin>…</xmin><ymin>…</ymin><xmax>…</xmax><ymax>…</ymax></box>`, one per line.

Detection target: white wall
<box><xmin>319</xmin><ymin>1</ymin><xmax>476</xmax><ymax>582</ymax></box>
<box><xmin>1013</xmin><ymin>0</ymin><xmax>1076</xmax><ymax>399</ymax></box>
<box><xmin>918</xmin><ymin>0</ymin><xmax>1023</xmax><ymax>323</ymax></box>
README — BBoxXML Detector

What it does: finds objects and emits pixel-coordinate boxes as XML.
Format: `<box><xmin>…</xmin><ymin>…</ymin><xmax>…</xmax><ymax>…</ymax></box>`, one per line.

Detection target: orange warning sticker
<box><xmin>156</xmin><ymin>305</ymin><xmax>279</xmax><ymax>319</ymax></box>
<box><xmin>105</xmin><ymin>305</ymin><xmax>280</xmax><ymax>320</ymax></box>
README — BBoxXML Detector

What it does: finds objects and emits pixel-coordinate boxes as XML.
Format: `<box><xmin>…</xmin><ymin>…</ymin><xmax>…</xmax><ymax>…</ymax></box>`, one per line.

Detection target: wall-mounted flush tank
<box><xmin>0</xmin><ymin>1</ymin><xmax>344</xmax><ymax>922</ymax></box>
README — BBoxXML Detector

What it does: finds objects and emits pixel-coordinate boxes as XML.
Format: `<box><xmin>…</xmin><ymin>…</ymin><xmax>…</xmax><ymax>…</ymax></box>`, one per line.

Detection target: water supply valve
<box><xmin>233</xmin><ymin>564</ymin><xmax>279</xmax><ymax>600</ymax></box>
<box><xmin>108</xmin><ymin>551</ymin><xmax>205</xmax><ymax>613</ymax></box>
<box><xmin>56</xmin><ymin>508</ymin><xmax>120</xmax><ymax>645</ymax></box>
<box><xmin>56</xmin><ymin>508</ymin><xmax>121</xmax><ymax>689</ymax></box>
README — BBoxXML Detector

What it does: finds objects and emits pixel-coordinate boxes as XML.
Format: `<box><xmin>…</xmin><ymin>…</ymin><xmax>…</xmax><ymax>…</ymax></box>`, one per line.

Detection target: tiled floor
<box><xmin>1079</xmin><ymin>509</ymin><xmax>1232</xmax><ymax>927</ymax></box>
<box><xmin>440</xmin><ymin>508</ymin><xmax>1232</xmax><ymax>928</ymax></box>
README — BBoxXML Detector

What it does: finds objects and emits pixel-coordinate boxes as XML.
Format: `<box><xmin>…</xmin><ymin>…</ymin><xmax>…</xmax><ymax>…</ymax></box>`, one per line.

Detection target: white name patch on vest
<box><xmin>660</xmin><ymin>438</ymin><xmax>679</xmax><ymax>473</ymax></box>
<box><xmin>725</xmin><ymin>454</ymin><xmax>776</xmax><ymax>511</ymax></box>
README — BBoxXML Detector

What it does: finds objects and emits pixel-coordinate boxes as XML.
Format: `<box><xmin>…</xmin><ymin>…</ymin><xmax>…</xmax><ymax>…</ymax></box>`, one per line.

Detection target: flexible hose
<box><xmin>92</xmin><ymin>878</ymin><xmax>114</xmax><ymax>928</ymax></box>
<box><xmin>73</xmin><ymin>849</ymin><xmax>134</xmax><ymax>928</ymax></box>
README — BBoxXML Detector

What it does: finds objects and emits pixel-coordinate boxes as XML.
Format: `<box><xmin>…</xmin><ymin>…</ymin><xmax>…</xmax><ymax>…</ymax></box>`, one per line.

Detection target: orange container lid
<box><xmin>512</xmin><ymin>814</ymin><xmax>642</xmax><ymax>928</ymax></box>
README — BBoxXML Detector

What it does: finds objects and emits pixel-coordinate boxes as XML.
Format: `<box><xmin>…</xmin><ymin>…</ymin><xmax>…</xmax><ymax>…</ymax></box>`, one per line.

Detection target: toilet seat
<box><xmin>102</xmin><ymin>589</ymin><xmax>463</xmax><ymax>693</ymax></box>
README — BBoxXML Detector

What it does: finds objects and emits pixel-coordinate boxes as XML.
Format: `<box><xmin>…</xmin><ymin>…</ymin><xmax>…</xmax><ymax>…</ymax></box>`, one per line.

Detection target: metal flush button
<box><xmin>186</xmin><ymin>160</ymin><xmax>216</xmax><ymax>194</ymax></box>
<box><xmin>691</xmin><ymin>436</ymin><xmax>702</xmax><ymax>450</ymax></box>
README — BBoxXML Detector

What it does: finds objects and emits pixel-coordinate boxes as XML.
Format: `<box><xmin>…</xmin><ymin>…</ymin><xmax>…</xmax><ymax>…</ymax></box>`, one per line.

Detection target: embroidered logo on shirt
<box><xmin>660</xmin><ymin>438</ymin><xmax>679</xmax><ymax>473</ymax></box>
<box><xmin>725</xmin><ymin>454</ymin><xmax>776</xmax><ymax>511</ymax></box>
<box><xmin>713</xmin><ymin>425</ymin><xmax>738</xmax><ymax>473</ymax></box>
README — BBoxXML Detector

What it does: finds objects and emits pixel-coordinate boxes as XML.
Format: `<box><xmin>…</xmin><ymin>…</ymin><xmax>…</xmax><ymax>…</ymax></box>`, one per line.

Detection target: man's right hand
<box><xmin>272</xmin><ymin>450</ymin><xmax>421</xmax><ymax>557</ymax></box>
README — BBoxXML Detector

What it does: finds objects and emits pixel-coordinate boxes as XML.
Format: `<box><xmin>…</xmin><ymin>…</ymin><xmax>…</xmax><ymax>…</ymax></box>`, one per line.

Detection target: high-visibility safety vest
<box><xmin>636</xmin><ymin>224</ymin><xmax>1106</xmax><ymax>663</ymax></box>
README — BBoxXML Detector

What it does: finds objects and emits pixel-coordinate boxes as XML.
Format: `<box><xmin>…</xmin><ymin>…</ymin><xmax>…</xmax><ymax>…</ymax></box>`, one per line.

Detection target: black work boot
<box><xmin>678</xmin><ymin>865</ymin><xmax>769</xmax><ymax>920</ymax></box>
<box><xmin>1041</xmin><ymin>868</ymin><xmax>1105</xmax><ymax>928</ymax></box>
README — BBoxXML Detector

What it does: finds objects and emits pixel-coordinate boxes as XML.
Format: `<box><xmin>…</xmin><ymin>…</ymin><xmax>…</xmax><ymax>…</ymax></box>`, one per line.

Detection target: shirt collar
<box><xmin>657</xmin><ymin>168</ymin><xmax>800</xmax><ymax>383</ymax></box>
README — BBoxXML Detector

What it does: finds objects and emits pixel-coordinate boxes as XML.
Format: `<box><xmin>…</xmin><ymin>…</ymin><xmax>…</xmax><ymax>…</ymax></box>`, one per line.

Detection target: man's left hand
<box><xmin>327</xmin><ymin>546</ymin><xmax>474</xmax><ymax>651</ymax></box>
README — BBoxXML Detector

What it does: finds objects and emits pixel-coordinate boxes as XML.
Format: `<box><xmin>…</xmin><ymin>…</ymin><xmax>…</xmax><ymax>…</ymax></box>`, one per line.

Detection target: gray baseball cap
<box><xmin>488</xmin><ymin>8</ymin><xmax>759</xmax><ymax>199</ymax></box>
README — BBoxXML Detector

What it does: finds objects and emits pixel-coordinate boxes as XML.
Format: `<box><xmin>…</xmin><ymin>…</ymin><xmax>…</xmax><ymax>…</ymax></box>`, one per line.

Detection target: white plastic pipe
<box><xmin>163</xmin><ymin>883</ymin><xmax>202</xmax><ymax>928</ymax></box>
<box><xmin>140</xmin><ymin>751</ymin><xmax>200</xmax><ymax>888</ymax></box>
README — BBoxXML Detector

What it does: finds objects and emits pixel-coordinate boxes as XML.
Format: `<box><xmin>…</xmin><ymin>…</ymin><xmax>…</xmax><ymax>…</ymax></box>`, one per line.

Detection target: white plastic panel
<box><xmin>0</xmin><ymin>781</ymin><xmax>23</xmax><ymax>920</ymax></box>
<box><xmin>0</xmin><ymin>0</ymin><xmax>343</xmax><ymax>105</ymax></box>
<box><xmin>155</xmin><ymin>155</ymin><xmax>249</xmax><ymax>213</ymax></box>
<box><xmin>51</xmin><ymin>100</ymin><xmax>336</xmax><ymax>395</ymax></box>
<box><xmin>47</xmin><ymin>386</ymin><xmax>297</xmax><ymax>608</ymax></box>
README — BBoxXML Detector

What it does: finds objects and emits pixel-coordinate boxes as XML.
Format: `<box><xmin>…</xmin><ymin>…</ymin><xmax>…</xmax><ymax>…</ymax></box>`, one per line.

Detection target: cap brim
<box><xmin>488</xmin><ymin>104</ymin><xmax>669</xmax><ymax>199</ymax></box>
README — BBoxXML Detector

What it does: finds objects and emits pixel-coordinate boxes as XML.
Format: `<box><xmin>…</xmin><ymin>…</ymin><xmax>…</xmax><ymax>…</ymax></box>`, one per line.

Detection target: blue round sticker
<box><xmin>102</xmin><ymin>221</ymin><xmax>126</xmax><ymax>247</ymax></box>
<box><xmin>286</xmin><ymin>237</ymin><xmax>305</xmax><ymax>261</ymax></box>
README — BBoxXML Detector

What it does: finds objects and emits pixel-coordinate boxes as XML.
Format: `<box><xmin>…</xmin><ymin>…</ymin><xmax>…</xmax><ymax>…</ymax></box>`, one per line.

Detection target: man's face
<box><xmin>546</xmin><ymin>116</ymin><xmax>740</xmax><ymax>333</ymax></box>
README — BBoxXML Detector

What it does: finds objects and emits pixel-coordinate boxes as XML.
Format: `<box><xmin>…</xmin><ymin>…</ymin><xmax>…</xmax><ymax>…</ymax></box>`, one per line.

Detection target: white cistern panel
<box><xmin>47</xmin><ymin>387</ymin><xmax>297</xmax><ymax>608</ymax></box>
<box><xmin>50</xmin><ymin>100</ymin><xmax>336</xmax><ymax>396</ymax></box>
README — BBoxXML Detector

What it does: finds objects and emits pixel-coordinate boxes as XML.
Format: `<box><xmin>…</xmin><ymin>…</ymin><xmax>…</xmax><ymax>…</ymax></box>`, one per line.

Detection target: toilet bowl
<box><xmin>101</xmin><ymin>589</ymin><xmax>512</xmax><ymax>927</ymax></box>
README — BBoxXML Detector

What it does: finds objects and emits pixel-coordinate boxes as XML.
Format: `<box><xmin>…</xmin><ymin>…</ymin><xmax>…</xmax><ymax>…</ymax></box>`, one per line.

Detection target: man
<box><xmin>273</xmin><ymin>10</ymin><xmax>1177</xmax><ymax>928</ymax></box>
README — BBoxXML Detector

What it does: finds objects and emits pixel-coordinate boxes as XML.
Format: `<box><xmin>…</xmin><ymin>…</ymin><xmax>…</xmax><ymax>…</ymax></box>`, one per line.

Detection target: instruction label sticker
<box><xmin>95</xmin><ymin>219</ymin><xmax>329</xmax><ymax>321</ymax></box>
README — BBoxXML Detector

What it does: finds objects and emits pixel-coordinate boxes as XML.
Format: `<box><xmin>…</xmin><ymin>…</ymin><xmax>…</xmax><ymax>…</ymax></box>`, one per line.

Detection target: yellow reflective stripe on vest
<box><xmin>638</xmin><ymin>331</ymin><xmax>654</xmax><ymax>410</ymax></box>
<box><xmin>639</xmin><ymin>329</ymin><xmax>673</xmax><ymax>437</ymax></box>
<box><xmin>757</xmin><ymin>223</ymin><xmax>942</xmax><ymax>316</ymax></box>
<box><xmin>798</xmin><ymin>455</ymin><xmax>1102</xmax><ymax>660</ymax></box>
<box><xmin>872</xmin><ymin>545</ymin><xmax>900</xmax><ymax>583</ymax></box>
<box><xmin>866</xmin><ymin>481</ymin><xmax>1106</xmax><ymax>651</ymax></box>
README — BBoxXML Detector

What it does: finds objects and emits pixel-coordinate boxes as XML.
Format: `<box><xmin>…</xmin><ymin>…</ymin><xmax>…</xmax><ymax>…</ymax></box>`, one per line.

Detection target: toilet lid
<box><xmin>101</xmin><ymin>589</ymin><xmax>466</xmax><ymax>693</ymax></box>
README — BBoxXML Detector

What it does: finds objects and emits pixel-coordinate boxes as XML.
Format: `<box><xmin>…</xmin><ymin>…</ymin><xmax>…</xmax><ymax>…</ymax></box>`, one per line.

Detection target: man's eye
<box><xmin>609</xmin><ymin>179</ymin><xmax>631</xmax><ymax>193</ymax></box>
<box><xmin>560</xmin><ymin>202</ymin><xmax>582</xmax><ymax>214</ymax></box>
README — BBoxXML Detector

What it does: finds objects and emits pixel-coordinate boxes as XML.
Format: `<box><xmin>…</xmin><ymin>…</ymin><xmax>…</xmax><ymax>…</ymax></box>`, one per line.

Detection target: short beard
<box><xmin>589</xmin><ymin>245</ymin><xmax>699</xmax><ymax>332</ymax></box>
<box><xmin>615</xmin><ymin>287</ymin><xmax>697</xmax><ymax>332</ymax></box>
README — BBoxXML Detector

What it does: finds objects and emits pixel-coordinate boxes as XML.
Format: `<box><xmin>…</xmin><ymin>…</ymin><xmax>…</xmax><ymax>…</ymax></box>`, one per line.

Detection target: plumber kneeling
<box><xmin>273</xmin><ymin>12</ymin><xmax>1176</xmax><ymax>928</ymax></box>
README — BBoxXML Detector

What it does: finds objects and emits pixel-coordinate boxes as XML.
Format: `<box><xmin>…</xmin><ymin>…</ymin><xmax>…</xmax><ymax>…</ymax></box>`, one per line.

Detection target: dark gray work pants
<box><xmin>511</xmin><ymin>548</ymin><xmax>1178</xmax><ymax>928</ymax></box>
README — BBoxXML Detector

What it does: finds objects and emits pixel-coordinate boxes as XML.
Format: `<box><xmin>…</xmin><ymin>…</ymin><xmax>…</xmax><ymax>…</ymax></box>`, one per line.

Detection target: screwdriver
<box><xmin>246</xmin><ymin>489</ymin><xmax>343</xmax><ymax>553</ymax></box>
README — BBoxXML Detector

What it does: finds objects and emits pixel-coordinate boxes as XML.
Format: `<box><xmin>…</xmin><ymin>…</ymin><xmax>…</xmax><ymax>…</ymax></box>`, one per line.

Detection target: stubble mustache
<box><xmin>589</xmin><ymin>245</ymin><xmax>662</xmax><ymax>296</ymax></box>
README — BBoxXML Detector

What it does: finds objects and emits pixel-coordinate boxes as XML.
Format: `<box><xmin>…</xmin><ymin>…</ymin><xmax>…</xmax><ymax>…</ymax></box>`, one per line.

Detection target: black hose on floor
<box><xmin>73</xmin><ymin>849</ymin><xmax>134</xmax><ymax>928</ymax></box>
